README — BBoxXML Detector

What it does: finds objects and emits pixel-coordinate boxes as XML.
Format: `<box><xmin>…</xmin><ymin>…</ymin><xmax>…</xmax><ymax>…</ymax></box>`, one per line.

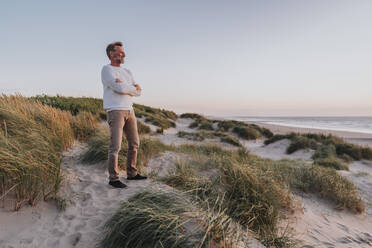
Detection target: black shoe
<box><xmin>109</xmin><ymin>180</ymin><xmax>127</xmax><ymax>188</ymax></box>
<box><xmin>127</xmin><ymin>174</ymin><xmax>147</xmax><ymax>180</ymax></box>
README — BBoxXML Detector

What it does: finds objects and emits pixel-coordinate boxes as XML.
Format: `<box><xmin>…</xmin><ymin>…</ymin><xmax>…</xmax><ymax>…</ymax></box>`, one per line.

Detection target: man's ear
<box><xmin>109</xmin><ymin>51</ymin><xmax>113</xmax><ymax>60</ymax></box>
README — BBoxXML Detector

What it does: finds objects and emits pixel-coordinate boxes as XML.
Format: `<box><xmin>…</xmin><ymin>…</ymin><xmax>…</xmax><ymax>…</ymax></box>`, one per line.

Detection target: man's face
<box><xmin>110</xmin><ymin>46</ymin><xmax>125</xmax><ymax>64</ymax></box>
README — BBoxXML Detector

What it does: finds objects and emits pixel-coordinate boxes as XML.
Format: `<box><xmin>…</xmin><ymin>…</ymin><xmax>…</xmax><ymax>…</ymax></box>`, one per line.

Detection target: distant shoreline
<box><xmin>206</xmin><ymin>115</ymin><xmax>372</xmax><ymax>148</ymax></box>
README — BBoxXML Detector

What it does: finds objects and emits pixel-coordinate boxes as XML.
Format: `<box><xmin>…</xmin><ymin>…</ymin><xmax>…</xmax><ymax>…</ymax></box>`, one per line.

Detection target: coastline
<box><xmin>248</xmin><ymin>121</ymin><xmax>372</xmax><ymax>148</ymax></box>
<box><xmin>205</xmin><ymin>115</ymin><xmax>372</xmax><ymax>148</ymax></box>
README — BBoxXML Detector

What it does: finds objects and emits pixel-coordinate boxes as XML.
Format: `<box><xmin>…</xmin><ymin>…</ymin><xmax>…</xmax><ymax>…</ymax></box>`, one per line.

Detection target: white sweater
<box><xmin>101</xmin><ymin>64</ymin><xmax>141</xmax><ymax>111</ymax></box>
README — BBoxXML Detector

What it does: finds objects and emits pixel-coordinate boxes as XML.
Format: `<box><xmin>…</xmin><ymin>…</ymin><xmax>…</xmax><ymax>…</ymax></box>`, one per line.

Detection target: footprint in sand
<box><xmin>321</xmin><ymin>241</ymin><xmax>335</xmax><ymax>247</ymax></box>
<box><xmin>337</xmin><ymin>236</ymin><xmax>353</xmax><ymax>244</ymax></box>
<box><xmin>51</xmin><ymin>228</ymin><xmax>65</xmax><ymax>237</ymax></box>
<box><xmin>363</xmin><ymin>232</ymin><xmax>372</xmax><ymax>241</ymax></box>
<box><xmin>78</xmin><ymin>180</ymin><xmax>92</xmax><ymax>190</ymax></box>
<box><xmin>79</xmin><ymin>192</ymin><xmax>92</xmax><ymax>207</ymax></box>
<box><xmin>337</xmin><ymin>223</ymin><xmax>349</xmax><ymax>232</ymax></box>
<box><xmin>74</xmin><ymin>221</ymin><xmax>87</xmax><ymax>231</ymax></box>
<box><xmin>355</xmin><ymin>233</ymin><xmax>372</xmax><ymax>245</ymax></box>
<box><xmin>68</xmin><ymin>232</ymin><xmax>82</xmax><ymax>246</ymax></box>
<box><xmin>20</xmin><ymin>238</ymin><xmax>33</xmax><ymax>244</ymax></box>
<box><xmin>63</xmin><ymin>214</ymin><xmax>76</xmax><ymax>221</ymax></box>
<box><xmin>309</xmin><ymin>234</ymin><xmax>320</xmax><ymax>242</ymax></box>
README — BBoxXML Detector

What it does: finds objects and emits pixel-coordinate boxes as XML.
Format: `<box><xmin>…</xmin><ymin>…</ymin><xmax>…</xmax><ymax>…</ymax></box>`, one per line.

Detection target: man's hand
<box><xmin>134</xmin><ymin>84</ymin><xmax>142</xmax><ymax>91</ymax></box>
<box><xmin>115</xmin><ymin>78</ymin><xmax>122</xmax><ymax>83</ymax></box>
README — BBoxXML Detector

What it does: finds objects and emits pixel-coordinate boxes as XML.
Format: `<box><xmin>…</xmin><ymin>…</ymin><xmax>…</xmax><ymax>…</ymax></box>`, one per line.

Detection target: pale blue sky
<box><xmin>1</xmin><ymin>0</ymin><xmax>371</xmax><ymax>116</ymax></box>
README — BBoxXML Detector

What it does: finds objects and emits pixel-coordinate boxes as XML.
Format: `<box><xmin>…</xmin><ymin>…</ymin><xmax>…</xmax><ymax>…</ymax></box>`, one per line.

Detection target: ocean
<box><xmin>225</xmin><ymin>116</ymin><xmax>372</xmax><ymax>135</ymax></box>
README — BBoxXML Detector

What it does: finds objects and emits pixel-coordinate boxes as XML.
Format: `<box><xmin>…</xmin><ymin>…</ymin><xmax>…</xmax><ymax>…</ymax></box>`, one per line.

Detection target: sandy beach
<box><xmin>1</xmin><ymin>116</ymin><xmax>372</xmax><ymax>248</ymax></box>
<box><xmin>248</xmin><ymin>121</ymin><xmax>372</xmax><ymax>148</ymax></box>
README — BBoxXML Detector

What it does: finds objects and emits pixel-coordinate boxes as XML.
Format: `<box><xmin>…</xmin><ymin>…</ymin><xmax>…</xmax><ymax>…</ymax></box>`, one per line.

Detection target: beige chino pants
<box><xmin>107</xmin><ymin>109</ymin><xmax>139</xmax><ymax>181</ymax></box>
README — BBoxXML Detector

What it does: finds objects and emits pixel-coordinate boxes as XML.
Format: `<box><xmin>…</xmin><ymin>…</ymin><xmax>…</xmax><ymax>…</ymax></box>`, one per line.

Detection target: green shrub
<box><xmin>136</xmin><ymin>120</ymin><xmax>151</xmax><ymax>135</ymax></box>
<box><xmin>189</xmin><ymin>121</ymin><xmax>199</xmax><ymax>129</ymax></box>
<box><xmin>286</xmin><ymin>135</ymin><xmax>318</xmax><ymax>154</ymax></box>
<box><xmin>264</xmin><ymin>134</ymin><xmax>295</xmax><ymax>145</ymax></box>
<box><xmin>361</xmin><ymin>147</ymin><xmax>372</xmax><ymax>160</ymax></box>
<box><xmin>177</xmin><ymin>131</ymin><xmax>205</xmax><ymax>141</ymax></box>
<box><xmin>232</xmin><ymin>126</ymin><xmax>260</xmax><ymax>140</ymax></box>
<box><xmin>219</xmin><ymin>135</ymin><xmax>242</xmax><ymax>147</ymax></box>
<box><xmin>267</xmin><ymin>133</ymin><xmax>372</xmax><ymax>162</ymax></box>
<box><xmin>179</xmin><ymin>113</ymin><xmax>205</xmax><ymax>120</ymax></box>
<box><xmin>312</xmin><ymin>144</ymin><xmax>336</xmax><ymax>160</ymax></box>
<box><xmin>31</xmin><ymin>94</ymin><xmax>104</xmax><ymax>118</ymax></box>
<box><xmin>217</xmin><ymin>120</ymin><xmax>239</xmax><ymax>132</ymax></box>
<box><xmin>198</xmin><ymin>120</ymin><xmax>214</xmax><ymax>131</ymax></box>
<box><xmin>134</xmin><ymin>103</ymin><xmax>178</xmax><ymax>120</ymax></box>
<box><xmin>335</xmin><ymin>143</ymin><xmax>362</xmax><ymax>160</ymax></box>
<box><xmin>314</xmin><ymin>157</ymin><xmax>349</xmax><ymax>170</ymax></box>
<box><xmin>144</xmin><ymin>115</ymin><xmax>176</xmax><ymax>129</ymax></box>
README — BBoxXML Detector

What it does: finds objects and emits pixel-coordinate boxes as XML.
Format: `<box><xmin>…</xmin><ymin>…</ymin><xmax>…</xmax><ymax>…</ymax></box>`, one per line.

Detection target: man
<box><xmin>101</xmin><ymin>41</ymin><xmax>147</xmax><ymax>189</ymax></box>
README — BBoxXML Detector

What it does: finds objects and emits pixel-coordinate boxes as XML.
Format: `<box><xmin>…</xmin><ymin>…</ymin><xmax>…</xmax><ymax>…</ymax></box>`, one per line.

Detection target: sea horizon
<box><xmin>208</xmin><ymin>115</ymin><xmax>372</xmax><ymax>135</ymax></box>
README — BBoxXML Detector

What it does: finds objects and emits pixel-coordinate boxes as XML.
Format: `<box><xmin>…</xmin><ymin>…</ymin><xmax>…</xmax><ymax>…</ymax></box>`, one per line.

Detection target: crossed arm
<box><xmin>101</xmin><ymin>67</ymin><xmax>142</xmax><ymax>96</ymax></box>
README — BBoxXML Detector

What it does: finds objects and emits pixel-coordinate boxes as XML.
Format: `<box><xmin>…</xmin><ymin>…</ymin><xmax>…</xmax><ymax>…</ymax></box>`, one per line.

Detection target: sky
<box><xmin>1</xmin><ymin>0</ymin><xmax>371</xmax><ymax>117</ymax></box>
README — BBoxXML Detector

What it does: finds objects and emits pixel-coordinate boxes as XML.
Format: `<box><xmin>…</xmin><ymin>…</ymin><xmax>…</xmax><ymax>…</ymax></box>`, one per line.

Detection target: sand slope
<box><xmin>1</xmin><ymin>118</ymin><xmax>372</xmax><ymax>248</ymax></box>
<box><xmin>0</xmin><ymin>142</ymin><xmax>157</xmax><ymax>248</ymax></box>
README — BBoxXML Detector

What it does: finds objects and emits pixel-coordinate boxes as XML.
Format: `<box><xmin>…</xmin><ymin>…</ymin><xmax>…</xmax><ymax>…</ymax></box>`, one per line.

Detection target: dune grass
<box><xmin>215</xmin><ymin>132</ymin><xmax>243</xmax><ymax>147</ymax></box>
<box><xmin>178</xmin><ymin>131</ymin><xmax>206</xmax><ymax>141</ymax></box>
<box><xmin>160</xmin><ymin>143</ymin><xmax>364</xmax><ymax>246</ymax></box>
<box><xmin>265</xmin><ymin>132</ymin><xmax>372</xmax><ymax>160</ymax></box>
<box><xmin>136</xmin><ymin>120</ymin><xmax>151</xmax><ymax>134</ymax></box>
<box><xmin>100</xmin><ymin>190</ymin><xmax>243</xmax><ymax>248</ymax></box>
<box><xmin>82</xmin><ymin>127</ymin><xmax>172</xmax><ymax>173</ymax></box>
<box><xmin>100</xmin><ymin>190</ymin><xmax>194</xmax><ymax>248</ymax></box>
<box><xmin>217</xmin><ymin>120</ymin><xmax>273</xmax><ymax>139</ymax></box>
<box><xmin>69</xmin><ymin>111</ymin><xmax>99</xmax><ymax>141</ymax></box>
<box><xmin>177</xmin><ymin>130</ymin><xmax>243</xmax><ymax>147</ymax></box>
<box><xmin>0</xmin><ymin>94</ymin><xmax>98</xmax><ymax>210</ymax></box>
<box><xmin>188</xmin><ymin>119</ymin><xmax>214</xmax><ymax>131</ymax></box>
<box><xmin>160</xmin><ymin>149</ymin><xmax>296</xmax><ymax>246</ymax></box>
<box><xmin>264</xmin><ymin>132</ymin><xmax>372</xmax><ymax>170</ymax></box>
<box><xmin>183</xmin><ymin>113</ymin><xmax>273</xmax><ymax>140</ymax></box>
<box><xmin>134</xmin><ymin>103</ymin><xmax>177</xmax><ymax>129</ymax></box>
<box><xmin>31</xmin><ymin>94</ymin><xmax>106</xmax><ymax>119</ymax></box>
<box><xmin>179</xmin><ymin>113</ymin><xmax>207</xmax><ymax>120</ymax></box>
<box><xmin>32</xmin><ymin>95</ymin><xmax>178</xmax><ymax>130</ymax></box>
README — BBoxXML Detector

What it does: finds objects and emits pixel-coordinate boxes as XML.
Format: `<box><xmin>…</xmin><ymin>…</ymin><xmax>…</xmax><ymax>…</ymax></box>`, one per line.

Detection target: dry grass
<box><xmin>0</xmin><ymin>94</ymin><xmax>100</xmax><ymax>210</ymax></box>
<box><xmin>161</xmin><ymin>148</ymin><xmax>296</xmax><ymax>246</ymax></box>
<box><xmin>100</xmin><ymin>189</ymin><xmax>244</xmax><ymax>248</ymax></box>
<box><xmin>82</xmin><ymin>127</ymin><xmax>172</xmax><ymax>173</ymax></box>
<box><xmin>0</xmin><ymin>94</ymin><xmax>74</xmax><ymax>210</ymax></box>
<box><xmin>265</xmin><ymin>132</ymin><xmax>372</xmax><ymax>162</ymax></box>
<box><xmin>164</xmin><ymin>142</ymin><xmax>365</xmax><ymax>245</ymax></box>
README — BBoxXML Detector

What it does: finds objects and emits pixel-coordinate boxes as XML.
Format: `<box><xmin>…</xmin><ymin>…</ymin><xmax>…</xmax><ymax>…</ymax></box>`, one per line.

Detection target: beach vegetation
<box><xmin>265</xmin><ymin>133</ymin><xmax>372</xmax><ymax>165</ymax></box>
<box><xmin>82</xmin><ymin>127</ymin><xmax>172</xmax><ymax>173</ymax></box>
<box><xmin>100</xmin><ymin>190</ymin><xmax>244</xmax><ymax>248</ymax></box>
<box><xmin>177</xmin><ymin>130</ymin><xmax>243</xmax><ymax>147</ymax></box>
<box><xmin>136</xmin><ymin>120</ymin><xmax>151</xmax><ymax>134</ymax></box>
<box><xmin>180</xmin><ymin>112</ymin><xmax>207</xmax><ymax>120</ymax></box>
<box><xmin>0</xmin><ymin>94</ymin><xmax>97</xmax><ymax>210</ymax></box>
<box><xmin>32</xmin><ymin>94</ymin><xmax>178</xmax><ymax>130</ymax></box>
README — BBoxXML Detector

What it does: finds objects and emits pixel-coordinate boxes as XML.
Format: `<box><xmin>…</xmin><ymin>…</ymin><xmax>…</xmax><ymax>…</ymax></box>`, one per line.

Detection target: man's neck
<box><xmin>110</xmin><ymin>63</ymin><xmax>120</xmax><ymax>67</ymax></box>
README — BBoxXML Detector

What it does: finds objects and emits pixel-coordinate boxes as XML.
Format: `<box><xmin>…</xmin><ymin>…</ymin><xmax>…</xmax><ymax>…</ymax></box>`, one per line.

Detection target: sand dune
<box><xmin>1</xmin><ymin>118</ymin><xmax>372</xmax><ymax>247</ymax></box>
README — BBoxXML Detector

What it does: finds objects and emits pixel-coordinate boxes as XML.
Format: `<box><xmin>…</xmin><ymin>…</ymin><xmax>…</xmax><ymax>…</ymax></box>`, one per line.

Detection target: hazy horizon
<box><xmin>1</xmin><ymin>1</ymin><xmax>371</xmax><ymax>117</ymax></box>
